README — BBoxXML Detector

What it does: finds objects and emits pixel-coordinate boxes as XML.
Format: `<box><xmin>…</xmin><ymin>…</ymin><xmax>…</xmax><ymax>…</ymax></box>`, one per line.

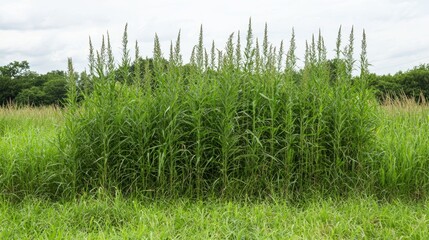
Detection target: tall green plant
<box><xmin>62</xmin><ymin>23</ymin><xmax>378</xmax><ymax>199</ymax></box>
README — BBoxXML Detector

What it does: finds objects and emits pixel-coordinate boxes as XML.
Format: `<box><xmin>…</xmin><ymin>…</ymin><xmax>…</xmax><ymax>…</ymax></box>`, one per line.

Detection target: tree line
<box><xmin>0</xmin><ymin>60</ymin><xmax>428</xmax><ymax>106</ymax></box>
<box><xmin>368</xmin><ymin>64</ymin><xmax>429</xmax><ymax>102</ymax></box>
<box><xmin>0</xmin><ymin>61</ymin><xmax>67</xmax><ymax>106</ymax></box>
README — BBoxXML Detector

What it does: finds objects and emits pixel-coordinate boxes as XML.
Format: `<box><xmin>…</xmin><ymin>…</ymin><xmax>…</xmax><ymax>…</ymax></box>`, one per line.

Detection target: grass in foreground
<box><xmin>0</xmin><ymin>195</ymin><xmax>428</xmax><ymax>239</ymax></box>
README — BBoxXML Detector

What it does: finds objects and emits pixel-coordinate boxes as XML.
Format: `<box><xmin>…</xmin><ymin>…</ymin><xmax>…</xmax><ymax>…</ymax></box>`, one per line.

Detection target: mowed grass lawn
<box><xmin>0</xmin><ymin>105</ymin><xmax>428</xmax><ymax>239</ymax></box>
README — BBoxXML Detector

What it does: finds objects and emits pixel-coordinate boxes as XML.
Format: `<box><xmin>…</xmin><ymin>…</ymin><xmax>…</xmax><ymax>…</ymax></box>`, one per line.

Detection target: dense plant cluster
<box><xmin>1</xmin><ymin>21</ymin><xmax>428</xmax><ymax>202</ymax></box>
<box><xmin>62</xmin><ymin>22</ymin><xmax>378</xmax><ymax>198</ymax></box>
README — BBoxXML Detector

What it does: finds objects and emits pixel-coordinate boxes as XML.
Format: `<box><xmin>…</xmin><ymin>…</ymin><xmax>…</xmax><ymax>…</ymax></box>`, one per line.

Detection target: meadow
<box><xmin>1</xmin><ymin>22</ymin><xmax>429</xmax><ymax>238</ymax></box>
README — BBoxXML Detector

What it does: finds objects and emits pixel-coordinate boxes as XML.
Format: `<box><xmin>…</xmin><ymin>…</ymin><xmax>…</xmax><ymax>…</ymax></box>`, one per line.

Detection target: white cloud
<box><xmin>0</xmin><ymin>0</ymin><xmax>428</xmax><ymax>74</ymax></box>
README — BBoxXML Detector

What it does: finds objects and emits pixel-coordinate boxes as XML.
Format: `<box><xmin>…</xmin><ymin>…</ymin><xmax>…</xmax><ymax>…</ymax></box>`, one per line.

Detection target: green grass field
<box><xmin>1</xmin><ymin>104</ymin><xmax>428</xmax><ymax>238</ymax></box>
<box><xmin>1</xmin><ymin>195</ymin><xmax>428</xmax><ymax>239</ymax></box>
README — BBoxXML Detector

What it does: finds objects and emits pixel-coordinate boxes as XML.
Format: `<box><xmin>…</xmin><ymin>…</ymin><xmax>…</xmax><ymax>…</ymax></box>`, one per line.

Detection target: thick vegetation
<box><xmin>61</xmin><ymin>22</ymin><xmax>377</xmax><ymax>199</ymax></box>
<box><xmin>0</xmin><ymin>61</ymin><xmax>68</xmax><ymax>106</ymax></box>
<box><xmin>370</xmin><ymin>64</ymin><xmax>429</xmax><ymax>102</ymax></box>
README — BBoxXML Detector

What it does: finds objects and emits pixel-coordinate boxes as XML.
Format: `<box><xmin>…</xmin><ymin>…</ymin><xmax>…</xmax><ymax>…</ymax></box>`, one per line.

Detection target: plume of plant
<box><xmin>134</xmin><ymin>41</ymin><xmax>142</xmax><ymax>85</ymax></box>
<box><xmin>224</xmin><ymin>33</ymin><xmax>235</xmax><ymax>68</ymax></box>
<box><xmin>210</xmin><ymin>41</ymin><xmax>216</xmax><ymax>70</ymax></box>
<box><xmin>169</xmin><ymin>41</ymin><xmax>174</xmax><ymax>64</ymax></box>
<box><xmin>153</xmin><ymin>33</ymin><xmax>163</xmax><ymax>76</ymax></box>
<box><xmin>285</xmin><ymin>28</ymin><xmax>297</xmax><ymax>80</ymax></box>
<box><xmin>80</xmin><ymin>38</ymin><xmax>96</xmax><ymax>95</ymax></box>
<box><xmin>277</xmin><ymin>40</ymin><xmax>284</xmax><ymax>72</ymax></box>
<box><xmin>119</xmin><ymin>24</ymin><xmax>131</xmax><ymax>83</ymax></box>
<box><xmin>332</xmin><ymin>26</ymin><xmax>346</xmax><ymax>83</ymax></box>
<box><xmin>266</xmin><ymin>45</ymin><xmax>276</xmax><ymax>73</ymax></box>
<box><xmin>302</xmin><ymin>41</ymin><xmax>311</xmax><ymax>86</ymax></box>
<box><xmin>66</xmin><ymin>58</ymin><xmax>77</xmax><ymax>109</ymax></box>
<box><xmin>235</xmin><ymin>31</ymin><xmax>242</xmax><ymax>68</ymax></box>
<box><xmin>217</xmin><ymin>49</ymin><xmax>223</xmax><ymax>71</ymax></box>
<box><xmin>196</xmin><ymin>25</ymin><xmax>204</xmax><ymax>70</ymax></box>
<box><xmin>168</xmin><ymin>35</ymin><xmax>185</xmax><ymax>89</ymax></box>
<box><xmin>310</xmin><ymin>35</ymin><xmax>317</xmax><ymax>63</ymax></box>
<box><xmin>262</xmin><ymin>23</ymin><xmax>269</xmax><ymax>69</ymax></box>
<box><xmin>316</xmin><ymin>30</ymin><xmax>330</xmax><ymax>81</ymax></box>
<box><xmin>306</xmin><ymin>34</ymin><xmax>317</xmax><ymax>77</ymax></box>
<box><xmin>244</xmin><ymin>18</ymin><xmax>254</xmax><ymax>72</ymax></box>
<box><xmin>254</xmin><ymin>39</ymin><xmax>261</xmax><ymax>73</ymax></box>
<box><xmin>190</xmin><ymin>46</ymin><xmax>196</xmax><ymax>66</ymax></box>
<box><xmin>88</xmin><ymin>37</ymin><xmax>95</xmax><ymax>78</ymax></box>
<box><xmin>360</xmin><ymin>29</ymin><xmax>369</xmax><ymax>81</ymax></box>
<box><xmin>174</xmin><ymin>30</ymin><xmax>183</xmax><ymax>65</ymax></box>
<box><xmin>335</xmin><ymin>26</ymin><xmax>342</xmax><ymax>60</ymax></box>
<box><xmin>317</xmin><ymin>30</ymin><xmax>323</xmax><ymax>63</ymax></box>
<box><xmin>95</xmin><ymin>36</ymin><xmax>106</xmax><ymax>79</ymax></box>
<box><xmin>106</xmin><ymin>32</ymin><xmax>115</xmax><ymax>75</ymax></box>
<box><xmin>344</xmin><ymin>26</ymin><xmax>355</xmax><ymax>80</ymax></box>
<box><xmin>204</xmin><ymin>49</ymin><xmax>209</xmax><ymax>71</ymax></box>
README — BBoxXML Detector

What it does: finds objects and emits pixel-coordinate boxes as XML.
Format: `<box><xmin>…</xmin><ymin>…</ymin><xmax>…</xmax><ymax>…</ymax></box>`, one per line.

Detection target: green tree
<box><xmin>42</xmin><ymin>71</ymin><xmax>67</xmax><ymax>105</ymax></box>
<box><xmin>0</xmin><ymin>61</ymin><xmax>30</xmax><ymax>78</ymax></box>
<box><xmin>0</xmin><ymin>61</ymin><xmax>41</xmax><ymax>105</ymax></box>
<box><xmin>43</xmin><ymin>78</ymin><xmax>67</xmax><ymax>105</ymax></box>
<box><xmin>15</xmin><ymin>86</ymin><xmax>46</xmax><ymax>106</ymax></box>
<box><xmin>0</xmin><ymin>77</ymin><xmax>17</xmax><ymax>105</ymax></box>
<box><xmin>399</xmin><ymin>64</ymin><xmax>429</xmax><ymax>100</ymax></box>
<box><xmin>370</xmin><ymin>64</ymin><xmax>429</xmax><ymax>101</ymax></box>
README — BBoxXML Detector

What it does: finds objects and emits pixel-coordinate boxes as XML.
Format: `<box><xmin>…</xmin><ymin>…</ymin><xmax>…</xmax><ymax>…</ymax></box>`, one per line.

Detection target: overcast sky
<box><xmin>1</xmin><ymin>0</ymin><xmax>428</xmax><ymax>75</ymax></box>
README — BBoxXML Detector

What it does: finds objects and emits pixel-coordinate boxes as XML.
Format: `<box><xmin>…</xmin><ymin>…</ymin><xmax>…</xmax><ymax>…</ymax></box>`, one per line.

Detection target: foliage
<box><xmin>15</xmin><ymin>87</ymin><xmax>46</xmax><ymax>106</ymax></box>
<box><xmin>0</xmin><ymin>62</ymin><xmax>68</xmax><ymax>106</ymax></box>
<box><xmin>62</xmin><ymin>23</ymin><xmax>378</xmax><ymax>199</ymax></box>
<box><xmin>43</xmin><ymin>78</ymin><xmax>67</xmax><ymax>105</ymax></box>
<box><xmin>0</xmin><ymin>61</ymin><xmax>30</xmax><ymax>78</ymax></box>
<box><xmin>370</xmin><ymin>64</ymin><xmax>429</xmax><ymax>101</ymax></box>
